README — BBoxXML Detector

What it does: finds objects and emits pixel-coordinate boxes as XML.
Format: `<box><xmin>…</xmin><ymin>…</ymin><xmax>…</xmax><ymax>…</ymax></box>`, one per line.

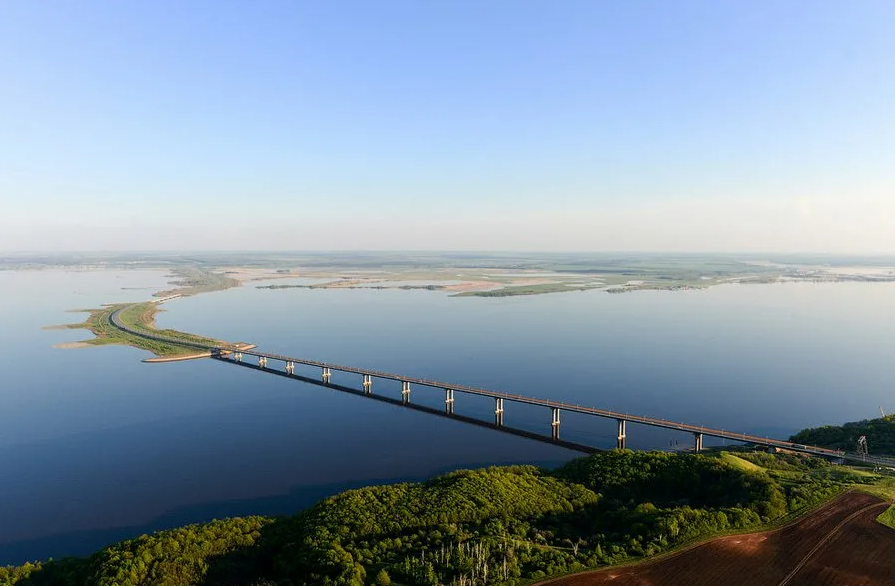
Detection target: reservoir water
<box><xmin>2</xmin><ymin>269</ymin><xmax>895</xmax><ymax>564</ymax></box>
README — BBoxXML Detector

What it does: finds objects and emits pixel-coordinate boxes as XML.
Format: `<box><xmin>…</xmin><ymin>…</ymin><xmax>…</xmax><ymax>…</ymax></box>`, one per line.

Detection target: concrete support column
<box><xmin>495</xmin><ymin>398</ymin><xmax>504</xmax><ymax>426</ymax></box>
<box><xmin>401</xmin><ymin>381</ymin><xmax>411</xmax><ymax>404</ymax></box>
<box><xmin>322</xmin><ymin>367</ymin><xmax>332</xmax><ymax>384</ymax></box>
<box><xmin>445</xmin><ymin>388</ymin><xmax>455</xmax><ymax>414</ymax></box>
<box><xmin>234</xmin><ymin>352</ymin><xmax>242</xmax><ymax>362</ymax></box>
<box><xmin>551</xmin><ymin>408</ymin><xmax>561</xmax><ymax>440</ymax></box>
<box><xmin>694</xmin><ymin>432</ymin><xmax>704</xmax><ymax>453</ymax></box>
<box><xmin>258</xmin><ymin>356</ymin><xmax>267</xmax><ymax>368</ymax></box>
<box><xmin>362</xmin><ymin>374</ymin><xmax>372</xmax><ymax>394</ymax></box>
<box><xmin>285</xmin><ymin>361</ymin><xmax>294</xmax><ymax>375</ymax></box>
<box><xmin>617</xmin><ymin>419</ymin><xmax>627</xmax><ymax>450</ymax></box>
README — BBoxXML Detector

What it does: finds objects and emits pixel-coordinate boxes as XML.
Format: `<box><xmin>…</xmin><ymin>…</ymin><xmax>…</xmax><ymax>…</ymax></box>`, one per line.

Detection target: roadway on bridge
<box><xmin>107</xmin><ymin>304</ymin><xmax>895</xmax><ymax>468</ymax></box>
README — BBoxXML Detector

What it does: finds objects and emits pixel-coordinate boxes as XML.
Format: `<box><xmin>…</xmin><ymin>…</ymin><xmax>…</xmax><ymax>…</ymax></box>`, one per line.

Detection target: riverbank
<box><xmin>142</xmin><ymin>343</ymin><xmax>257</xmax><ymax>363</ymax></box>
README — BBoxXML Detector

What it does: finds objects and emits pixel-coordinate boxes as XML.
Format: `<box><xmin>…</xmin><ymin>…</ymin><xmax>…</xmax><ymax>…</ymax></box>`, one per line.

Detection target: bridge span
<box><xmin>107</xmin><ymin>306</ymin><xmax>895</xmax><ymax>467</ymax></box>
<box><xmin>219</xmin><ymin>347</ymin><xmax>895</xmax><ymax>468</ymax></box>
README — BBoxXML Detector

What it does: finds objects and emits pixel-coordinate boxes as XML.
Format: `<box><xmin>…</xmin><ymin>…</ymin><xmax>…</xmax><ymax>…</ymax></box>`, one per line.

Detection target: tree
<box><xmin>375</xmin><ymin>569</ymin><xmax>391</xmax><ymax>586</ymax></box>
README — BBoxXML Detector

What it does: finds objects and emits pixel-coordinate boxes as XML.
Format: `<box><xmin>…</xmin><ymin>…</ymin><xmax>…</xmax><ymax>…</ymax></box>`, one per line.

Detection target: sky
<box><xmin>1</xmin><ymin>1</ymin><xmax>893</xmax><ymax>253</ymax></box>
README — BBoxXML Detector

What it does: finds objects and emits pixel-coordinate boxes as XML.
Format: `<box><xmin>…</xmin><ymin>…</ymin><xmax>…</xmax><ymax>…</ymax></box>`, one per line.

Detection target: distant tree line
<box><xmin>791</xmin><ymin>415</ymin><xmax>895</xmax><ymax>455</ymax></box>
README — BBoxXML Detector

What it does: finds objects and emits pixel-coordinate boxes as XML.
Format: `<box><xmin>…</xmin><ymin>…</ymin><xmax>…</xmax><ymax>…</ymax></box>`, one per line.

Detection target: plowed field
<box><xmin>541</xmin><ymin>492</ymin><xmax>895</xmax><ymax>586</ymax></box>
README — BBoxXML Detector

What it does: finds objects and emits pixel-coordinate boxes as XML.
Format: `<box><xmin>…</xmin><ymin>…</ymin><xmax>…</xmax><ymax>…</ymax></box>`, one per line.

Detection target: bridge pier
<box><xmin>445</xmin><ymin>388</ymin><xmax>454</xmax><ymax>414</ymax></box>
<box><xmin>401</xmin><ymin>381</ymin><xmax>411</xmax><ymax>404</ymax></box>
<box><xmin>322</xmin><ymin>367</ymin><xmax>332</xmax><ymax>384</ymax></box>
<box><xmin>285</xmin><ymin>361</ymin><xmax>294</xmax><ymax>375</ymax></box>
<box><xmin>551</xmin><ymin>408</ymin><xmax>561</xmax><ymax>440</ymax></box>
<box><xmin>234</xmin><ymin>352</ymin><xmax>243</xmax><ymax>362</ymax></box>
<box><xmin>362</xmin><ymin>374</ymin><xmax>372</xmax><ymax>394</ymax></box>
<box><xmin>694</xmin><ymin>432</ymin><xmax>704</xmax><ymax>453</ymax></box>
<box><xmin>495</xmin><ymin>398</ymin><xmax>504</xmax><ymax>426</ymax></box>
<box><xmin>617</xmin><ymin>419</ymin><xmax>627</xmax><ymax>450</ymax></box>
<box><xmin>258</xmin><ymin>356</ymin><xmax>268</xmax><ymax>368</ymax></box>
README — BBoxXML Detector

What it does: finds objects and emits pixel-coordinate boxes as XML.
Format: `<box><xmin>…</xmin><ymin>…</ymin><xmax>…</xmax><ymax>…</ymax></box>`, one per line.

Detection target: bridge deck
<box><xmin>240</xmin><ymin>349</ymin><xmax>883</xmax><ymax>463</ymax></box>
<box><xmin>107</xmin><ymin>307</ymin><xmax>895</xmax><ymax>468</ymax></box>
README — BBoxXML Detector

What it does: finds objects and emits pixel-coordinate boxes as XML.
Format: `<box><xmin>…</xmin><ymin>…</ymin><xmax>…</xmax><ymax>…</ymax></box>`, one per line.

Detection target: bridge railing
<box><xmin>228</xmin><ymin>350</ymin><xmax>895</xmax><ymax>465</ymax></box>
<box><xmin>107</xmin><ymin>317</ymin><xmax>895</xmax><ymax>468</ymax></box>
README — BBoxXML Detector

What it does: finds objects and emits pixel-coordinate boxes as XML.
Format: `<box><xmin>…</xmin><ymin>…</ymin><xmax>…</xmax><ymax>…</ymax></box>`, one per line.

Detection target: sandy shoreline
<box><xmin>143</xmin><ymin>351</ymin><xmax>211</xmax><ymax>363</ymax></box>
<box><xmin>54</xmin><ymin>341</ymin><xmax>92</xmax><ymax>349</ymax></box>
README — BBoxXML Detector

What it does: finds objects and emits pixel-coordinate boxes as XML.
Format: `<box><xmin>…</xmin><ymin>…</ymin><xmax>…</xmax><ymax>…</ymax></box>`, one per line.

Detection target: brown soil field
<box><xmin>541</xmin><ymin>492</ymin><xmax>895</xmax><ymax>586</ymax></box>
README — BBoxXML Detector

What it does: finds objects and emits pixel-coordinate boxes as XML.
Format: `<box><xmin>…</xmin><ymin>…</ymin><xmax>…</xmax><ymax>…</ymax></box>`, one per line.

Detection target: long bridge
<box><xmin>109</xmin><ymin>306</ymin><xmax>895</xmax><ymax>468</ymax></box>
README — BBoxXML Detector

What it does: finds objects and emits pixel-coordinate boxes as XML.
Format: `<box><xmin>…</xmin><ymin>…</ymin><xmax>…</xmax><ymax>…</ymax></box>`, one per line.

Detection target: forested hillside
<box><xmin>791</xmin><ymin>415</ymin><xmax>895</xmax><ymax>455</ymax></box>
<box><xmin>0</xmin><ymin>451</ymin><xmax>877</xmax><ymax>586</ymax></box>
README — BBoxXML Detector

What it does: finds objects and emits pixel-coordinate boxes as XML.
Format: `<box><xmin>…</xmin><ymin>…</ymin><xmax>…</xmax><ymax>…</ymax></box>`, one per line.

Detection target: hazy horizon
<box><xmin>2</xmin><ymin>2</ymin><xmax>893</xmax><ymax>253</ymax></box>
<box><xmin>4</xmin><ymin>250</ymin><xmax>895</xmax><ymax>263</ymax></box>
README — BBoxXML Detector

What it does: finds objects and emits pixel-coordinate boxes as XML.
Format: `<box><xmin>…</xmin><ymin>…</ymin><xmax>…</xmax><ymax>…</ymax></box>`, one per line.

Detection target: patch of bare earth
<box><xmin>539</xmin><ymin>492</ymin><xmax>894</xmax><ymax>586</ymax></box>
<box><xmin>444</xmin><ymin>281</ymin><xmax>504</xmax><ymax>292</ymax></box>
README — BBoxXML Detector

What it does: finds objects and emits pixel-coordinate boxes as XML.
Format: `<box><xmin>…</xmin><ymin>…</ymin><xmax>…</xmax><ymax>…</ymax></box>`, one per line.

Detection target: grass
<box><xmin>851</xmin><ymin>476</ymin><xmax>895</xmax><ymax>530</ymax></box>
<box><xmin>877</xmin><ymin>505</ymin><xmax>895</xmax><ymax>530</ymax></box>
<box><xmin>860</xmin><ymin>477</ymin><xmax>895</xmax><ymax>501</ymax></box>
<box><xmin>115</xmin><ymin>303</ymin><xmax>221</xmax><ymax>347</ymax></box>
<box><xmin>720</xmin><ymin>453</ymin><xmax>766</xmax><ymax>474</ymax></box>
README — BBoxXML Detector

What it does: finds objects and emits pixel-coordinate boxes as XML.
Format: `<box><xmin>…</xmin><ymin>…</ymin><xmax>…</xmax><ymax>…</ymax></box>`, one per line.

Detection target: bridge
<box><xmin>108</xmin><ymin>306</ymin><xmax>895</xmax><ymax>468</ymax></box>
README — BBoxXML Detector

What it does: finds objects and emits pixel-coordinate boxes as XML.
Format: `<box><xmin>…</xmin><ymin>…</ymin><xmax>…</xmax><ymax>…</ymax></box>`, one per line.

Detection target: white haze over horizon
<box><xmin>2</xmin><ymin>193</ymin><xmax>893</xmax><ymax>254</ymax></box>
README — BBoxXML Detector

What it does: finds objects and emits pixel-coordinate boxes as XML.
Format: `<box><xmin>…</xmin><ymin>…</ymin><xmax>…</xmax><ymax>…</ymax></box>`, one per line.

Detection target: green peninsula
<box><xmin>51</xmin><ymin>267</ymin><xmax>247</xmax><ymax>360</ymax></box>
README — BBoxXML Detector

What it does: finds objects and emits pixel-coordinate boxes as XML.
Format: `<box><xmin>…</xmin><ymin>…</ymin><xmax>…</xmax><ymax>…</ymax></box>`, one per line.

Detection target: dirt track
<box><xmin>542</xmin><ymin>492</ymin><xmax>895</xmax><ymax>586</ymax></box>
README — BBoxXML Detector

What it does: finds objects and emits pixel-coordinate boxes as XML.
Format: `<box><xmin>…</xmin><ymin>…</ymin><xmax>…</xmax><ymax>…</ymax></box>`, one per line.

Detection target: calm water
<box><xmin>2</xmin><ymin>269</ymin><xmax>895</xmax><ymax>564</ymax></box>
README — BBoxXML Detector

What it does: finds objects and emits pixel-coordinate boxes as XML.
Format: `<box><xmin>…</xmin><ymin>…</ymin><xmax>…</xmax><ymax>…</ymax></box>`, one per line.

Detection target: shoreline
<box><xmin>52</xmin><ymin>341</ymin><xmax>92</xmax><ymax>349</ymax></box>
<box><xmin>142</xmin><ymin>343</ymin><xmax>258</xmax><ymax>363</ymax></box>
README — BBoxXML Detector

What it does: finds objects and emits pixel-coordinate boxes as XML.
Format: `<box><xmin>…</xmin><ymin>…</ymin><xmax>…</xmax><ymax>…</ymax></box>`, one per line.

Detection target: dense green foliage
<box><xmin>732</xmin><ymin>451</ymin><xmax>877</xmax><ymax>512</ymax></box>
<box><xmin>791</xmin><ymin>415</ymin><xmax>895</xmax><ymax>455</ymax></box>
<box><xmin>2</xmin><ymin>451</ymin><xmax>875</xmax><ymax>586</ymax></box>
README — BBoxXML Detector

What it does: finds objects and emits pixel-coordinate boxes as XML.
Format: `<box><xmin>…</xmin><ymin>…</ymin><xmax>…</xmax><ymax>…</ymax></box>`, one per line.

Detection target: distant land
<box><xmin>6</xmin><ymin>251</ymin><xmax>895</xmax><ymax>299</ymax></box>
<box><xmin>27</xmin><ymin>252</ymin><xmax>895</xmax><ymax>359</ymax></box>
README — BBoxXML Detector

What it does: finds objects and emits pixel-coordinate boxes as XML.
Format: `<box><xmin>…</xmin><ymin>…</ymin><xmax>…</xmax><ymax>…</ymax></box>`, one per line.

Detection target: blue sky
<box><xmin>1</xmin><ymin>1</ymin><xmax>893</xmax><ymax>252</ymax></box>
